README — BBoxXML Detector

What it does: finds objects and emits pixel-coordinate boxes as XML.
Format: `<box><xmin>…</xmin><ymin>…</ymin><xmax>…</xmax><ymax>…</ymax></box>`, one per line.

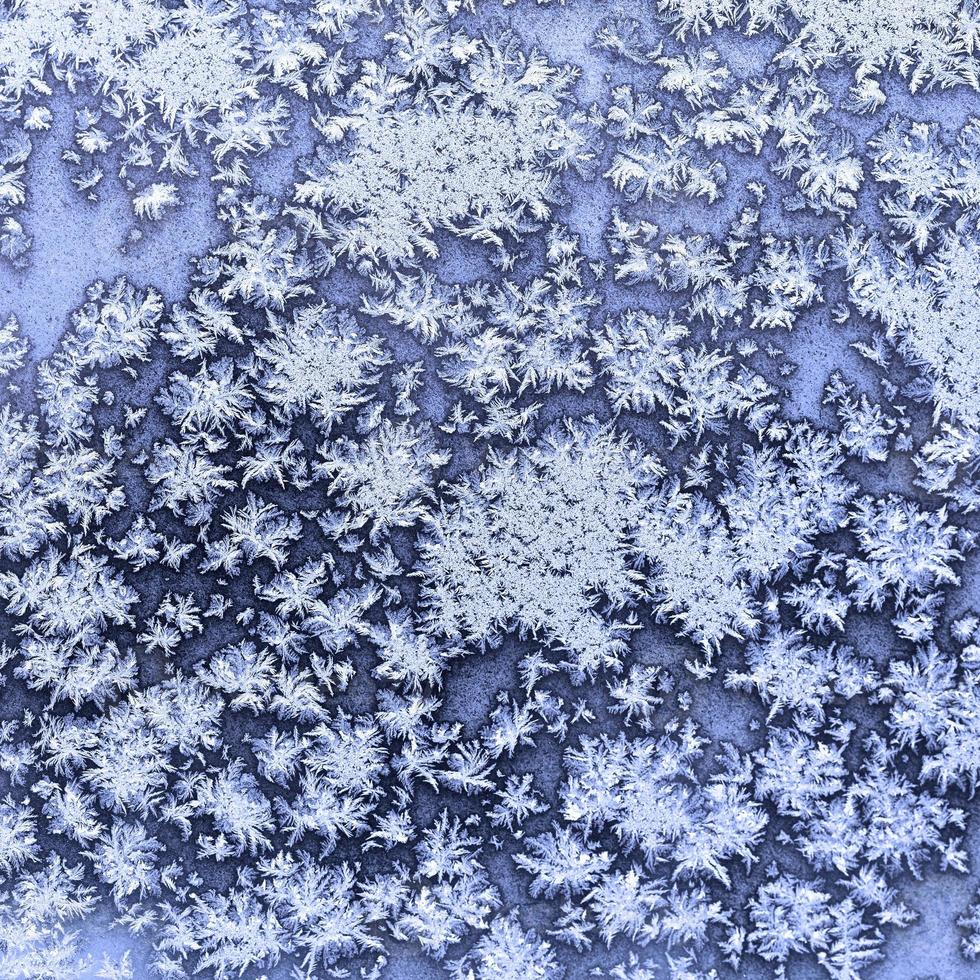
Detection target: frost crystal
<box><xmin>0</xmin><ymin>1</ymin><xmax>978</xmax><ymax>978</ymax></box>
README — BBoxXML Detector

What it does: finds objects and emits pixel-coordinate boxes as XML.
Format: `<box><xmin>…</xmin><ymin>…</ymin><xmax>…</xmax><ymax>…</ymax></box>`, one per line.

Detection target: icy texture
<box><xmin>0</xmin><ymin>1</ymin><xmax>980</xmax><ymax>978</ymax></box>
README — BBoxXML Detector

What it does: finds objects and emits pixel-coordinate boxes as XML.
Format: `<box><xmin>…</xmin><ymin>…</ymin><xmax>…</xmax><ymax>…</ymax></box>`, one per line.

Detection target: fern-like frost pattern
<box><xmin>0</xmin><ymin>1</ymin><xmax>979</xmax><ymax>978</ymax></box>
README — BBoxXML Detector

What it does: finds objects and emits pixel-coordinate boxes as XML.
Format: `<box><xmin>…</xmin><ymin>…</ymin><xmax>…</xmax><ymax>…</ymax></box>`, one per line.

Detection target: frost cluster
<box><xmin>1</xmin><ymin>1</ymin><xmax>980</xmax><ymax>979</ymax></box>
